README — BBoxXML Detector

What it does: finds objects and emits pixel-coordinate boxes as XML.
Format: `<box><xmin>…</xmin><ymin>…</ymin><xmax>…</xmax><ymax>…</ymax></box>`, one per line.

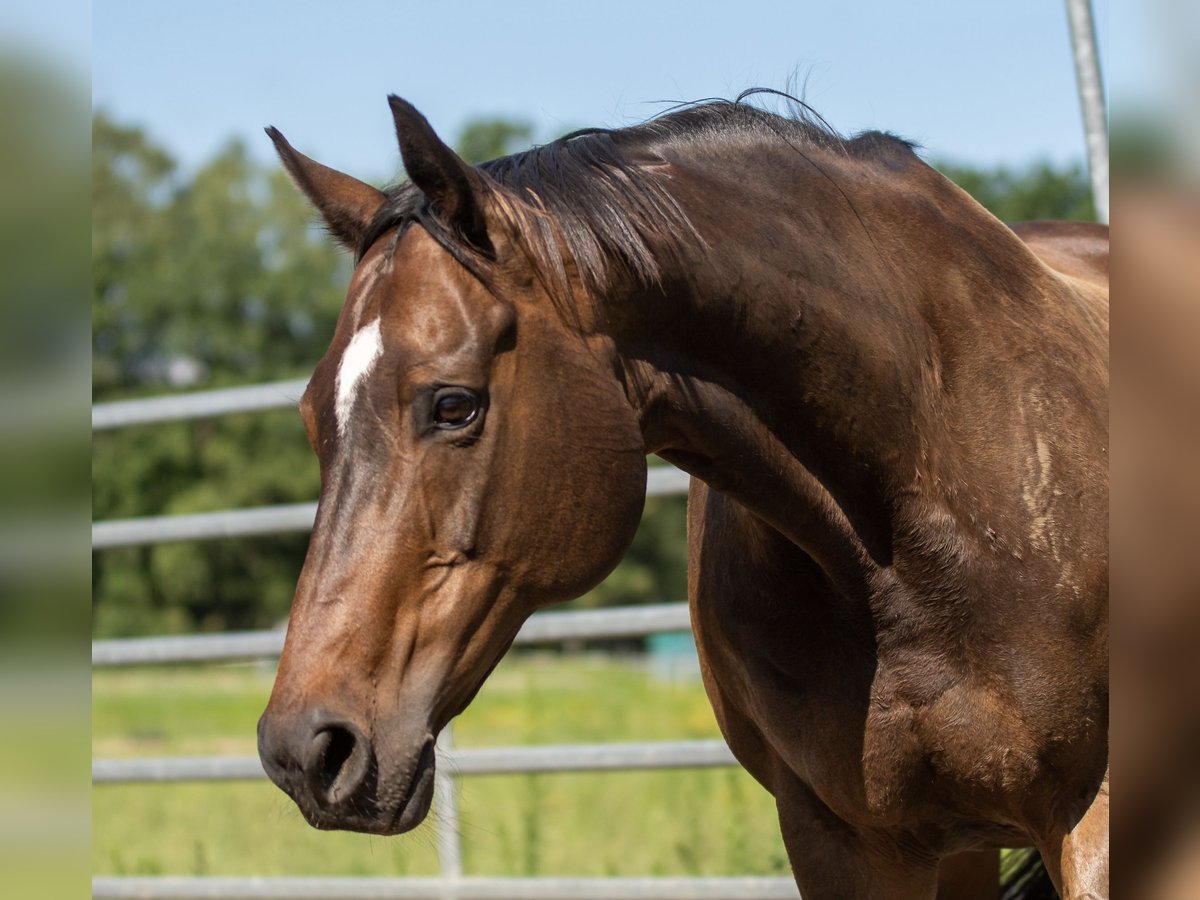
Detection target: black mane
<box><xmin>358</xmin><ymin>93</ymin><xmax>916</xmax><ymax>298</ymax></box>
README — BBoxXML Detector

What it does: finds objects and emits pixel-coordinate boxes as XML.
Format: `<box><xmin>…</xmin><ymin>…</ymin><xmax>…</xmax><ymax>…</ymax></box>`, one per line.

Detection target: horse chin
<box><xmin>380</xmin><ymin>739</ymin><xmax>438</xmax><ymax>835</ymax></box>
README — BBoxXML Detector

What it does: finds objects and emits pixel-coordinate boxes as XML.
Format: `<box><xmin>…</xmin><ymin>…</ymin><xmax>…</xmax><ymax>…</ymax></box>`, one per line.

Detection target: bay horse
<box><xmin>257</xmin><ymin>93</ymin><xmax>1108</xmax><ymax>899</ymax></box>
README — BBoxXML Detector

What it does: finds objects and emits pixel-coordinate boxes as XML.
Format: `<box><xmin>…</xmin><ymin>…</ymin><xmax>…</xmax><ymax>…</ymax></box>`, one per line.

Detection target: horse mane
<box><xmin>358</xmin><ymin>90</ymin><xmax>918</xmax><ymax>299</ymax></box>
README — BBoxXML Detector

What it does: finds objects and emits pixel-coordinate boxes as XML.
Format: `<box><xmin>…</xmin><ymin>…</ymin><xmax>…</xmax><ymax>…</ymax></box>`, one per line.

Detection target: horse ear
<box><xmin>265</xmin><ymin>127</ymin><xmax>387</xmax><ymax>251</ymax></box>
<box><xmin>387</xmin><ymin>95</ymin><xmax>493</xmax><ymax>255</ymax></box>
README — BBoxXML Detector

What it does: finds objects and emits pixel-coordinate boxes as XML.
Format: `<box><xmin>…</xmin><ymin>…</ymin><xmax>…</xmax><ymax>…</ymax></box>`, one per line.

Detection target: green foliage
<box><xmin>936</xmin><ymin>158</ymin><xmax>1096</xmax><ymax>222</ymax></box>
<box><xmin>91</xmin><ymin>110</ymin><xmax>1099</xmax><ymax>638</ymax></box>
<box><xmin>92</xmin><ymin>111</ymin><xmax>351</xmax><ymax>395</ymax></box>
<box><xmin>91</xmin><ymin>414</ymin><xmax>317</xmax><ymax>636</ymax></box>
<box><xmin>456</xmin><ymin>117</ymin><xmax>535</xmax><ymax>164</ymax></box>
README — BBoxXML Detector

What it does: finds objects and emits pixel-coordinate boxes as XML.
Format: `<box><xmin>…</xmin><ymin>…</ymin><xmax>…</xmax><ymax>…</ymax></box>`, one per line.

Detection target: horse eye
<box><xmin>432</xmin><ymin>390</ymin><xmax>479</xmax><ymax>429</ymax></box>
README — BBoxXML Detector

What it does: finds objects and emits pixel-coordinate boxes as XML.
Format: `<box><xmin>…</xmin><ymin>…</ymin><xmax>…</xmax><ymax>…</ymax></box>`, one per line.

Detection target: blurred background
<box><xmin>6</xmin><ymin>0</ymin><xmax>1196</xmax><ymax>895</ymax></box>
<box><xmin>1</xmin><ymin>3</ymin><xmax>89</xmax><ymax>899</ymax></box>
<box><xmin>1107</xmin><ymin>2</ymin><xmax>1200</xmax><ymax>897</ymax></box>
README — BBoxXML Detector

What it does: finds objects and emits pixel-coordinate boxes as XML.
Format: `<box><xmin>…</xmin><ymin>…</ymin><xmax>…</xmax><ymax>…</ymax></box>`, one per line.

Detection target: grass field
<box><xmin>93</xmin><ymin>652</ymin><xmax>790</xmax><ymax>878</ymax></box>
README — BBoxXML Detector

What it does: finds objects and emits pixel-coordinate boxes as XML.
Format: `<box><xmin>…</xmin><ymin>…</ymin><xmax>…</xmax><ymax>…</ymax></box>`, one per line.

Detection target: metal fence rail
<box><xmin>92</xmin><ymin>378</ymin><xmax>310</xmax><ymax>431</ymax></box>
<box><xmin>92</xmin><ymin>502</ymin><xmax>316</xmax><ymax>548</ymax></box>
<box><xmin>92</xmin><ymin>466</ymin><xmax>690</xmax><ymax>549</ymax></box>
<box><xmin>93</xmin><ymin>601</ymin><xmax>693</xmax><ymax>667</ymax></box>
<box><xmin>93</xmin><ymin>739</ymin><xmax>737</xmax><ymax>784</ymax></box>
<box><xmin>93</xmin><ymin>875</ymin><xmax>801</xmax><ymax>899</ymax></box>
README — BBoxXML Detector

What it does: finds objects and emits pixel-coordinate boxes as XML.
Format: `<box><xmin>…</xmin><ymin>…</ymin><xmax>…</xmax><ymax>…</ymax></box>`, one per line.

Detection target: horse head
<box><xmin>257</xmin><ymin>97</ymin><xmax>647</xmax><ymax>834</ymax></box>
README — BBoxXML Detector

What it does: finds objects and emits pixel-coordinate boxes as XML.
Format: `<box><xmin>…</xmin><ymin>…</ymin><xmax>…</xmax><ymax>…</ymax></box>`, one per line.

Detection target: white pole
<box><xmin>1065</xmin><ymin>0</ymin><xmax>1109</xmax><ymax>223</ymax></box>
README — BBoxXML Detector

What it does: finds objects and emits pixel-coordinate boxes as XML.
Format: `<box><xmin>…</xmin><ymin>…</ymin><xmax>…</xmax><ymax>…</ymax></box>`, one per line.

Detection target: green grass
<box><xmin>93</xmin><ymin>654</ymin><xmax>790</xmax><ymax>877</ymax></box>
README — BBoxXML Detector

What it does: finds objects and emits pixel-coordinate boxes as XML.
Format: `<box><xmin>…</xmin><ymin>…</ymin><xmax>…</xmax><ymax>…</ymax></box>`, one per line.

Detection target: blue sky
<box><xmin>87</xmin><ymin>1</ymin><xmax>1119</xmax><ymax>180</ymax></box>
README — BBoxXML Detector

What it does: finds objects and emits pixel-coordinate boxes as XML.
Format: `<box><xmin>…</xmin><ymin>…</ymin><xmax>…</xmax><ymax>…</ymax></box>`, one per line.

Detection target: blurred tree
<box><xmin>935</xmin><ymin>159</ymin><xmax>1096</xmax><ymax>221</ymax></box>
<box><xmin>91</xmin><ymin>112</ymin><xmax>1101</xmax><ymax>637</ymax></box>
<box><xmin>91</xmin><ymin>113</ymin><xmax>177</xmax><ymax>395</ymax></box>
<box><xmin>91</xmin><ymin>112</ymin><xmax>349</xmax><ymax>635</ymax></box>
<box><xmin>92</xmin><ymin>113</ymin><xmax>351</xmax><ymax>395</ymax></box>
<box><xmin>457</xmin><ymin>117</ymin><xmax>536</xmax><ymax>164</ymax></box>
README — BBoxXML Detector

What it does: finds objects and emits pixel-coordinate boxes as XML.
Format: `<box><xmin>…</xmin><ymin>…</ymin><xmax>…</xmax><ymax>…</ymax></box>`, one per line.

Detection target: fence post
<box><xmin>435</xmin><ymin>724</ymin><xmax>464</xmax><ymax>897</ymax></box>
<box><xmin>1064</xmin><ymin>0</ymin><xmax>1109</xmax><ymax>223</ymax></box>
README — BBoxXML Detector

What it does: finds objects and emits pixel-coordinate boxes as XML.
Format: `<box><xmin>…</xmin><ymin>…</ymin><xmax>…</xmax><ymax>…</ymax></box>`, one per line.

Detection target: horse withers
<box><xmin>257</xmin><ymin>94</ymin><xmax>1108</xmax><ymax>899</ymax></box>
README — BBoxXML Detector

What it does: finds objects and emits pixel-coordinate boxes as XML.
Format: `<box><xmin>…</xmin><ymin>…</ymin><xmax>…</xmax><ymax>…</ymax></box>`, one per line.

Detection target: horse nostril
<box><xmin>318</xmin><ymin>726</ymin><xmax>357</xmax><ymax>791</ymax></box>
<box><xmin>307</xmin><ymin>721</ymin><xmax>369</xmax><ymax>805</ymax></box>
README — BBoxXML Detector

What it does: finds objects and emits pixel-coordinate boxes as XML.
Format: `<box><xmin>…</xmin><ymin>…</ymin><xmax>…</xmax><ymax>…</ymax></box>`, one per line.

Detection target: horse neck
<box><xmin>594</xmin><ymin>142</ymin><xmax>1056</xmax><ymax>599</ymax></box>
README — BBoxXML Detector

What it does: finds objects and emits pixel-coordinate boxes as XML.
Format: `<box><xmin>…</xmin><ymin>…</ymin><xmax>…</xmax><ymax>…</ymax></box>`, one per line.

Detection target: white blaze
<box><xmin>335</xmin><ymin>317</ymin><xmax>383</xmax><ymax>435</ymax></box>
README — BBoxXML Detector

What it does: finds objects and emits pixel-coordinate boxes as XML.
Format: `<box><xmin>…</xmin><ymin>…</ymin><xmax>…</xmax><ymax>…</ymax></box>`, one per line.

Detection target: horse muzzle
<box><xmin>257</xmin><ymin>708</ymin><xmax>436</xmax><ymax>835</ymax></box>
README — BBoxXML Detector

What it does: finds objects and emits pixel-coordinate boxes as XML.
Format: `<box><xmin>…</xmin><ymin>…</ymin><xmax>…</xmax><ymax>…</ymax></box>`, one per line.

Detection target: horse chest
<box><xmin>689</xmin><ymin>569</ymin><xmax>886</xmax><ymax>811</ymax></box>
<box><xmin>696</xmin><ymin>593</ymin><xmax>1042</xmax><ymax>831</ymax></box>
<box><xmin>690</xmin><ymin>535</ymin><xmax>1050</xmax><ymax>834</ymax></box>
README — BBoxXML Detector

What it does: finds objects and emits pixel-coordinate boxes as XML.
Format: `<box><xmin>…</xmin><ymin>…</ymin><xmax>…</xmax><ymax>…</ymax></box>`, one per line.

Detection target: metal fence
<box><xmin>92</xmin><ymin>381</ymin><xmax>798</xmax><ymax>900</ymax></box>
<box><xmin>92</xmin><ymin>377</ymin><xmax>309</xmax><ymax>431</ymax></box>
<box><xmin>91</xmin><ymin>466</ymin><xmax>691</xmax><ymax>549</ymax></box>
<box><xmin>92</xmin><ymin>876</ymin><xmax>801</xmax><ymax>899</ymax></box>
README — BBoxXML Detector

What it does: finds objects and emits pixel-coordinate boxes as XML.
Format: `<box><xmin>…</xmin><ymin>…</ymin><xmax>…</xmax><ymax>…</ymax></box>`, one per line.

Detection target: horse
<box><xmin>257</xmin><ymin>93</ymin><xmax>1108</xmax><ymax>899</ymax></box>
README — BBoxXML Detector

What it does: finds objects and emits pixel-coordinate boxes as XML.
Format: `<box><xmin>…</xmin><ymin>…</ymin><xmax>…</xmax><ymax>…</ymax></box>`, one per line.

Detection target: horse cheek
<box><xmin>504</xmin><ymin>371</ymin><xmax>646</xmax><ymax>604</ymax></box>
